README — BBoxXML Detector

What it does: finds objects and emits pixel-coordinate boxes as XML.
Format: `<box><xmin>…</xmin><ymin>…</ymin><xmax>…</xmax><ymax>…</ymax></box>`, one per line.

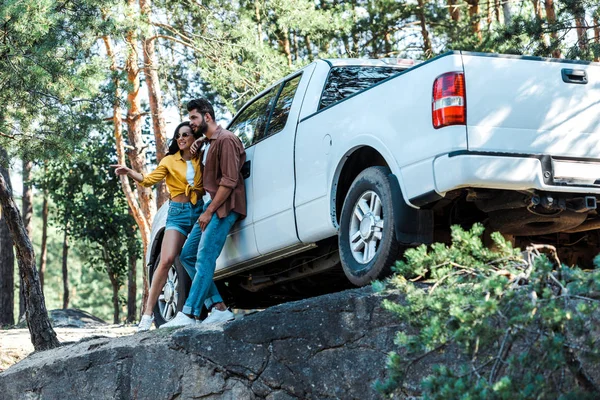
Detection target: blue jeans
<box><xmin>179</xmin><ymin>201</ymin><xmax>240</xmax><ymax>317</ymax></box>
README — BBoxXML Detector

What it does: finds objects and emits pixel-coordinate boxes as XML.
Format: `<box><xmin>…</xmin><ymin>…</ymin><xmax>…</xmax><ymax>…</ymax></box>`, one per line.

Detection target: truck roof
<box><xmin>323</xmin><ymin>58</ymin><xmax>392</xmax><ymax>67</ymax></box>
<box><xmin>322</xmin><ymin>58</ymin><xmax>418</xmax><ymax>68</ymax></box>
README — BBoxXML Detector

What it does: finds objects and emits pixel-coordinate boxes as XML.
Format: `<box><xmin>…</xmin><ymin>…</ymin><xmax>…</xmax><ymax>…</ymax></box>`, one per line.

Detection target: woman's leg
<box><xmin>143</xmin><ymin>229</ymin><xmax>187</xmax><ymax>316</ymax></box>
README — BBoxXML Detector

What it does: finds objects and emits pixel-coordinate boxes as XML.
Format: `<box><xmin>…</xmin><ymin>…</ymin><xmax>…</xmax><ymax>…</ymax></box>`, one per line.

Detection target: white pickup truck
<box><xmin>147</xmin><ymin>51</ymin><xmax>600</xmax><ymax>323</ymax></box>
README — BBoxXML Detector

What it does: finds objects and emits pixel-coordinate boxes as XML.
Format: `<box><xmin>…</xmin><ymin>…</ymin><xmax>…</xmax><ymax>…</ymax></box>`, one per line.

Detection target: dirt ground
<box><xmin>0</xmin><ymin>325</ymin><xmax>137</xmax><ymax>372</ymax></box>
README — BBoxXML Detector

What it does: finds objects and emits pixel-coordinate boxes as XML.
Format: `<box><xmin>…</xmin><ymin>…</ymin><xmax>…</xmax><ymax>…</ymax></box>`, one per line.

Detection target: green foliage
<box><xmin>0</xmin><ymin>0</ymin><xmax>110</xmax><ymax>159</ymax></box>
<box><xmin>152</xmin><ymin>0</ymin><xmax>347</xmax><ymax>110</ymax></box>
<box><xmin>32</xmin><ymin>133</ymin><xmax>140</xmax><ymax>321</ymax></box>
<box><xmin>12</xmin><ymin>193</ymin><xmax>138</xmax><ymax>323</ymax></box>
<box><xmin>378</xmin><ymin>224</ymin><xmax>600</xmax><ymax>398</ymax></box>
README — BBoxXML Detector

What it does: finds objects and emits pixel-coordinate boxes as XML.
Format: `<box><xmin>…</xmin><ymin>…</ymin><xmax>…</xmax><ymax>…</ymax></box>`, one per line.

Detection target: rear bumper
<box><xmin>433</xmin><ymin>153</ymin><xmax>600</xmax><ymax>197</ymax></box>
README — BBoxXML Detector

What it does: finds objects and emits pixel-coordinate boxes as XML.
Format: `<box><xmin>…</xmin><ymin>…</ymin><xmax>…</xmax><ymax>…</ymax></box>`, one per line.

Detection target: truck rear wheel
<box><xmin>338</xmin><ymin>166</ymin><xmax>402</xmax><ymax>286</ymax></box>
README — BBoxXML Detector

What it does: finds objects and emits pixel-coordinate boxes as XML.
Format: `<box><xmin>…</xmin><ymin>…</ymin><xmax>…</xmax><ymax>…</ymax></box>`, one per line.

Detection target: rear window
<box><xmin>319</xmin><ymin>66</ymin><xmax>402</xmax><ymax>110</ymax></box>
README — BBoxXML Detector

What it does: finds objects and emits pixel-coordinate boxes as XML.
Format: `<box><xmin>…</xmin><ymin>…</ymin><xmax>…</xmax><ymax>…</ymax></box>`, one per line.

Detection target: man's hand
<box><xmin>198</xmin><ymin>209</ymin><xmax>213</xmax><ymax>231</ymax></box>
<box><xmin>191</xmin><ymin>137</ymin><xmax>207</xmax><ymax>155</ymax></box>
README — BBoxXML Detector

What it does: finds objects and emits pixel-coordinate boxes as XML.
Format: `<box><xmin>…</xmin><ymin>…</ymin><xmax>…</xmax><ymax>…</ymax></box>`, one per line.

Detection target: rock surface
<box><xmin>15</xmin><ymin>308</ymin><xmax>108</xmax><ymax>329</ymax></box>
<box><xmin>0</xmin><ymin>287</ymin><xmax>436</xmax><ymax>399</ymax></box>
<box><xmin>49</xmin><ymin>309</ymin><xmax>108</xmax><ymax>328</ymax></box>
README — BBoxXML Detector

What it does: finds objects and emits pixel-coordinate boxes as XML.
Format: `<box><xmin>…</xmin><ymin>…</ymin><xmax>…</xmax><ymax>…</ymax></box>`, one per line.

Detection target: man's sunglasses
<box><xmin>176</xmin><ymin>132</ymin><xmax>192</xmax><ymax>139</ymax></box>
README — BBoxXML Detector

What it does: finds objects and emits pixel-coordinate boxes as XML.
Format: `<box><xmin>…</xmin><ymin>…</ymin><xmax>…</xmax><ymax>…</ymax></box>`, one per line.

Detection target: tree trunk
<box><xmin>39</xmin><ymin>190</ymin><xmax>48</xmax><ymax>293</ymax></box>
<box><xmin>0</xmin><ymin>172</ymin><xmax>59</xmax><ymax>350</ymax></box>
<box><xmin>367</xmin><ymin>9</ymin><xmax>378</xmax><ymax>58</ymax></box>
<box><xmin>341</xmin><ymin>30</ymin><xmax>351</xmax><ymax>56</ymax></box>
<box><xmin>20</xmin><ymin>159</ymin><xmax>33</xmax><ymax>319</ymax></box>
<box><xmin>124</xmin><ymin>4</ymin><xmax>156</xmax><ymax>227</ymax></box>
<box><xmin>494</xmin><ymin>0</ymin><xmax>501</xmax><ymax>22</ymax></box>
<box><xmin>531</xmin><ymin>0</ymin><xmax>543</xmax><ymax>19</ymax></box>
<box><xmin>416</xmin><ymin>0</ymin><xmax>433</xmax><ymax>57</ymax></box>
<box><xmin>280</xmin><ymin>28</ymin><xmax>293</xmax><ymax>68</ymax></box>
<box><xmin>140</xmin><ymin>0</ymin><xmax>169</xmax><ymax>209</ymax></box>
<box><xmin>544</xmin><ymin>0</ymin><xmax>561</xmax><ymax>58</ymax></box>
<box><xmin>22</xmin><ymin>160</ymin><xmax>33</xmax><ymax>237</ymax></box>
<box><xmin>448</xmin><ymin>0</ymin><xmax>460</xmax><ymax>22</ymax></box>
<box><xmin>304</xmin><ymin>35</ymin><xmax>313</xmax><ymax>61</ymax></box>
<box><xmin>127</xmin><ymin>219</ymin><xmax>137</xmax><ymax>323</ymax></box>
<box><xmin>384</xmin><ymin>31</ymin><xmax>392</xmax><ymax>57</ymax></box>
<box><xmin>255</xmin><ymin>0</ymin><xmax>263</xmax><ymax>44</ymax></box>
<box><xmin>466</xmin><ymin>0</ymin><xmax>481</xmax><ymax>40</ymax></box>
<box><xmin>318</xmin><ymin>0</ymin><xmax>330</xmax><ymax>55</ymax></box>
<box><xmin>292</xmin><ymin>30</ymin><xmax>299</xmax><ymax>62</ymax></box>
<box><xmin>61</xmin><ymin>227</ymin><xmax>69</xmax><ymax>309</ymax></box>
<box><xmin>502</xmin><ymin>0</ymin><xmax>512</xmax><ymax>25</ymax></box>
<box><xmin>108</xmin><ymin>270</ymin><xmax>120</xmax><ymax>324</ymax></box>
<box><xmin>0</xmin><ymin>146</ymin><xmax>14</xmax><ymax>327</ymax></box>
<box><xmin>127</xmin><ymin>251</ymin><xmax>137</xmax><ymax>323</ymax></box>
<box><xmin>574</xmin><ymin>4</ymin><xmax>588</xmax><ymax>52</ymax></box>
<box><xmin>594</xmin><ymin>16</ymin><xmax>599</xmax><ymax>62</ymax></box>
<box><xmin>103</xmin><ymin>34</ymin><xmax>151</xmax><ymax>314</ymax></box>
<box><xmin>350</xmin><ymin>0</ymin><xmax>359</xmax><ymax>56</ymax></box>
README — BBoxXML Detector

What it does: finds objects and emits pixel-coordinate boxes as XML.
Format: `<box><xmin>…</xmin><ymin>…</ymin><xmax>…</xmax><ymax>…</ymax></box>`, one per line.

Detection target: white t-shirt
<box><xmin>185</xmin><ymin>160</ymin><xmax>195</xmax><ymax>186</ymax></box>
<box><xmin>202</xmin><ymin>143</ymin><xmax>212</xmax><ymax>203</ymax></box>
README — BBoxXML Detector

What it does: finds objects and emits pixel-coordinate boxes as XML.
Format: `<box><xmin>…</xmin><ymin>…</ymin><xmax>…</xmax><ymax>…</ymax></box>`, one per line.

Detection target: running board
<box><xmin>214</xmin><ymin>243</ymin><xmax>317</xmax><ymax>280</ymax></box>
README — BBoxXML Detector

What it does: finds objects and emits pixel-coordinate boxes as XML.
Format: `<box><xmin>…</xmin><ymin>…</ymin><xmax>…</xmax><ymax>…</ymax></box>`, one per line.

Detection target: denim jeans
<box><xmin>165</xmin><ymin>201</ymin><xmax>203</xmax><ymax>237</ymax></box>
<box><xmin>179</xmin><ymin>200</ymin><xmax>240</xmax><ymax>316</ymax></box>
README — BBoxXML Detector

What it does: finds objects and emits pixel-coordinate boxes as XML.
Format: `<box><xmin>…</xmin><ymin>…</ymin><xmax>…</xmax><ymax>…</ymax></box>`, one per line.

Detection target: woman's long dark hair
<box><xmin>167</xmin><ymin>121</ymin><xmax>202</xmax><ymax>156</ymax></box>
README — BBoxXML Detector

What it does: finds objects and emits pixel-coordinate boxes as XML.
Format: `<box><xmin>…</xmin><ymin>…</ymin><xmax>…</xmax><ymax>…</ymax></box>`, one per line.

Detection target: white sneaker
<box><xmin>160</xmin><ymin>312</ymin><xmax>195</xmax><ymax>329</ymax></box>
<box><xmin>137</xmin><ymin>315</ymin><xmax>154</xmax><ymax>332</ymax></box>
<box><xmin>202</xmin><ymin>308</ymin><xmax>235</xmax><ymax>325</ymax></box>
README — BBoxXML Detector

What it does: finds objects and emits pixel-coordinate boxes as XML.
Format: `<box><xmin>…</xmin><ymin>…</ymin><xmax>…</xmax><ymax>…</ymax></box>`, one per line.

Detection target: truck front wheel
<box><xmin>150</xmin><ymin>255</ymin><xmax>191</xmax><ymax>327</ymax></box>
<box><xmin>338</xmin><ymin>166</ymin><xmax>402</xmax><ymax>286</ymax></box>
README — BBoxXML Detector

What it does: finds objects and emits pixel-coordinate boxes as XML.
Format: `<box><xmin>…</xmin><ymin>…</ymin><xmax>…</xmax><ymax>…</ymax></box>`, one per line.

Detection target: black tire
<box><xmin>150</xmin><ymin>254</ymin><xmax>191</xmax><ymax>327</ymax></box>
<box><xmin>338</xmin><ymin>166</ymin><xmax>402</xmax><ymax>286</ymax></box>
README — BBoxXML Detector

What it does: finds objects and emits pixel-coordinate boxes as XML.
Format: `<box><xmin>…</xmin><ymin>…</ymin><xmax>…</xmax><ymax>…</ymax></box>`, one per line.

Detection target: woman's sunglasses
<box><xmin>176</xmin><ymin>132</ymin><xmax>191</xmax><ymax>139</ymax></box>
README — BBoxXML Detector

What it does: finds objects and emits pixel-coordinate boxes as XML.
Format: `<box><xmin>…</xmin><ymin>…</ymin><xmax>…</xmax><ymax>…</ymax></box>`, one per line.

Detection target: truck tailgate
<box><xmin>463</xmin><ymin>53</ymin><xmax>600</xmax><ymax>159</ymax></box>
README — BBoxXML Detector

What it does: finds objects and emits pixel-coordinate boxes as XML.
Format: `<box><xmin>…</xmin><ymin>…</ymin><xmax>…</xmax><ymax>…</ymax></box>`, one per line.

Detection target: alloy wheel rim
<box><xmin>349</xmin><ymin>190</ymin><xmax>384</xmax><ymax>264</ymax></box>
<box><xmin>158</xmin><ymin>266</ymin><xmax>179</xmax><ymax>321</ymax></box>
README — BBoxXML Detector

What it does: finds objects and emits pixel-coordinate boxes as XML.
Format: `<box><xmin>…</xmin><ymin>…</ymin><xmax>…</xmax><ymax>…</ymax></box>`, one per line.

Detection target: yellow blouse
<box><xmin>140</xmin><ymin>152</ymin><xmax>204</xmax><ymax>205</ymax></box>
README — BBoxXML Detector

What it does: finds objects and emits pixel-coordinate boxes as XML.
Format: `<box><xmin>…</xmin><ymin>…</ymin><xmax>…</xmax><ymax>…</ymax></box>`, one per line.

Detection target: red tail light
<box><xmin>432</xmin><ymin>72</ymin><xmax>466</xmax><ymax>129</ymax></box>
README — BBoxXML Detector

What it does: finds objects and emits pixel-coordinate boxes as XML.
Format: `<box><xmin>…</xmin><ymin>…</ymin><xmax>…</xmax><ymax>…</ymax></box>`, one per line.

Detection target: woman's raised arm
<box><xmin>111</xmin><ymin>164</ymin><xmax>144</xmax><ymax>183</ymax></box>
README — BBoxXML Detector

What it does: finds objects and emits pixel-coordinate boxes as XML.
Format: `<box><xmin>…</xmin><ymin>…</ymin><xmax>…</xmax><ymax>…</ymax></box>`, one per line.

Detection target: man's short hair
<box><xmin>187</xmin><ymin>98</ymin><xmax>216</xmax><ymax>122</ymax></box>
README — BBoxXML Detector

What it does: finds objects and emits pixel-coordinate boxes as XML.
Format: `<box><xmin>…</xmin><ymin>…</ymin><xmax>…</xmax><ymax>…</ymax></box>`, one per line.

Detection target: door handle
<box><xmin>561</xmin><ymin>68</ymin><xmax>588</xmax><ymax>84</ymax></box>
<box><xmin>242</xmin><ymin>160</ymin><xmax>251</xmax><ymax>179</ymax></box>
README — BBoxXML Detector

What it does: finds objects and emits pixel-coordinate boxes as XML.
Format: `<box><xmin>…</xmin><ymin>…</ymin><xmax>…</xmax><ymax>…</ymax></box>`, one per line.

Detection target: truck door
<box><xmin>252</xmin><ymin>66</ymin><xmax>315</xmax><ymax>254</ymax></box>
<box><xmin>216</xmin><ymin>89</ymin><xmax>281</xmax><ymax>269</ymax></box>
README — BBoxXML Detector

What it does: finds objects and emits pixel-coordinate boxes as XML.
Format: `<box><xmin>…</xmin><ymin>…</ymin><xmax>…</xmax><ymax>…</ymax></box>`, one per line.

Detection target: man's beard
<box><xmin>194</xmin><ymin>117</ymin><xmax>208</xmax><ymax>136</ymax></box>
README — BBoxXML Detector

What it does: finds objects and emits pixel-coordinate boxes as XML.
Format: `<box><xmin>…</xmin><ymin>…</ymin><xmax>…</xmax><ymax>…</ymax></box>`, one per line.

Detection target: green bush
<box><xmin>378</xmin><ymin>224</ymin><xmax>600</xmax><ymax>399</ymax></box>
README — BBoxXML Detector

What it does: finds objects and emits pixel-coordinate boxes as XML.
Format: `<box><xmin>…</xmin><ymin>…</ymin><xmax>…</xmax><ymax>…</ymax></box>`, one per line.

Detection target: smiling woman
<box><xmin>111</xmin><ymin>121</ymin><xmax>206</xmax><ymax>331</ymax></box>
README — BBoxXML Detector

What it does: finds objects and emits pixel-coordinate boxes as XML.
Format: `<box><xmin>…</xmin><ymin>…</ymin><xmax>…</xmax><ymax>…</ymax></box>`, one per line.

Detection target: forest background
<box><xmin>0</xmin><ymin>0</ymin><xmax>599</xmax><ymax>326</ymax></box>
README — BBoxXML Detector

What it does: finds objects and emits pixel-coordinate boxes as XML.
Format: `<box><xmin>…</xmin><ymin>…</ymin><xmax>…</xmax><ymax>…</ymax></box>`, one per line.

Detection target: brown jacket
<box><xmin>202</xmin><ymin>126</ymin><xmax>247</xmax><ymax>219</ymax></box>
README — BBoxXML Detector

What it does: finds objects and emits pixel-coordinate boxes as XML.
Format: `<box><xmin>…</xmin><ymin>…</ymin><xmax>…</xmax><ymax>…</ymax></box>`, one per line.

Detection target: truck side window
<box><xmin>264</xmin><ymin>74</ymin><xmax>303</xmax><ymax>138</ymax></box>
<box><xmin>319</xmin><ymin>66</ymin><xmax>401</xmax><ymax>110</ymax></box>
<box><xmin>228</xmin><ymin>85</ymin><xmax>280</xmax><ymax>148</ymax></box>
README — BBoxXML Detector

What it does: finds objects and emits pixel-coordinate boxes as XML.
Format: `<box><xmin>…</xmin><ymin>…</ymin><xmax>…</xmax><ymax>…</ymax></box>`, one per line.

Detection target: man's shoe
<box><xmin>202</xmin><ymin>308</ymin><xmax>235</xmax><ymax>325</ymax></box>
<box><xmin>137</xmin><ymin>314</ymin><xmax>154</xmax><ymax>332</ymax></box>
<box><xmin>160</xmin><ymin>312</ymin><xmax>195</xmax><ymax>328</ymax></box>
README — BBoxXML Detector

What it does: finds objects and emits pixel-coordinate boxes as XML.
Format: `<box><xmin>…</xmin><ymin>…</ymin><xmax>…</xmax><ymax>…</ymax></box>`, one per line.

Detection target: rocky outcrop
<box><xmin>15</xmin><ymin>308</ymin><xmax>107</xmax><ymax>329</ymax></box>
<box><xmin>0</xmin><ymin>287</ymin><xmax>441</xmax><ymax>399</ymax></box>
<box><xmin>49</xmin><ymin>309</ymin><xmax>107</xmax><ymax>328</ymax></box>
